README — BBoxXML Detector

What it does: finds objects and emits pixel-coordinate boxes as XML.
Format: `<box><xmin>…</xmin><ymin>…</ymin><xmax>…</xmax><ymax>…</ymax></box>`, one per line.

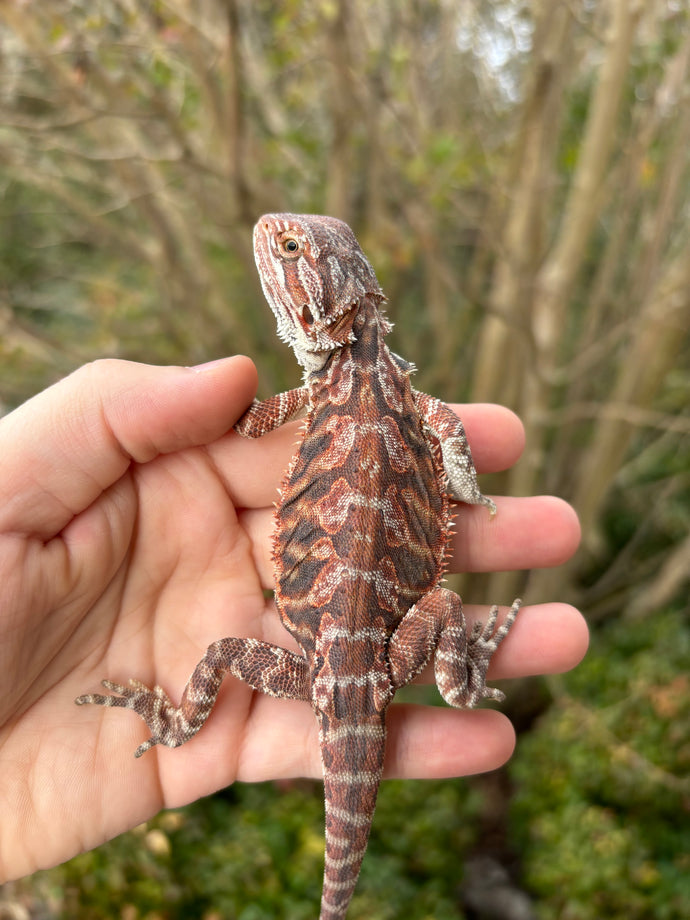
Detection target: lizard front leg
<box><xmin>413</xmin><ymin>390</ymin><xmax>496</xmax><ymax>516</ymax></box>
<box><xmin>388</xmin><ymin>588</ymin><xmax>521</xmax><ymax>708</ymax></box>
<box><xmin>76</xmin><ymin>638</ymin><xmax>310</xmax><ymax>757</ymax></box>
<box><xmin>234</xmin><ymin>386</ymin><xmax>309</xmax><ymax>438</ymax></box>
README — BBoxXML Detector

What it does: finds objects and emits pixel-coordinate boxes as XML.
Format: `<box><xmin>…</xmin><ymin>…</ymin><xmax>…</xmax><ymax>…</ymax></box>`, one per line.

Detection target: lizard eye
<box><xmin>281</xmin><ymin>236</ymin><xmax>301</xmax><ymax>257</ymax></box>
<box><xmin>302</xmin><ymin>305</ymin><xmax>314</xmax><ymax>325</ymax></box>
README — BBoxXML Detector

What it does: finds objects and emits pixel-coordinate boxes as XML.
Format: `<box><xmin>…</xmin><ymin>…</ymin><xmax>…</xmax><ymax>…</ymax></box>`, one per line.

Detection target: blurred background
<box><xmin>1</xmin><ymin>1</ymin><xmax>688</xmax><ymax>918</ymax></box>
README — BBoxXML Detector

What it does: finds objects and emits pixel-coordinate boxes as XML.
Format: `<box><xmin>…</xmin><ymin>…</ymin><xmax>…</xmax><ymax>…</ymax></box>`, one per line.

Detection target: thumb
<box><xmin>0</xmin><ymin>356</ymin><xmax>257</xmax><ymax>539</ymax></box>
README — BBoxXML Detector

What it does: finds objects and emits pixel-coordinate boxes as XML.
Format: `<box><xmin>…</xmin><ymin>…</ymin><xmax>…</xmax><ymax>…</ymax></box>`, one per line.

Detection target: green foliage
<box><xmin>510</xmin><ymin>609</ymin><xmax>690</xmax><ymax>920</ymax></box>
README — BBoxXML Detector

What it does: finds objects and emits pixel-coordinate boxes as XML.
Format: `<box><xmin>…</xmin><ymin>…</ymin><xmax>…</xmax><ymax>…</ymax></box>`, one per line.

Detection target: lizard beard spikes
<box><xmin>77</xmin><ymin>213</ymin><xmax>521</xmax><ymax>920</ymax></box>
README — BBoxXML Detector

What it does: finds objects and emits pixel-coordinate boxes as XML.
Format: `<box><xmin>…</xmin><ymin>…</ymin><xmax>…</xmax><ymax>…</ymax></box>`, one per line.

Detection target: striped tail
<box><xmin>318</xmin><ymin>715</ymin><xmax>386</xmax><ymax>920</ymax></box>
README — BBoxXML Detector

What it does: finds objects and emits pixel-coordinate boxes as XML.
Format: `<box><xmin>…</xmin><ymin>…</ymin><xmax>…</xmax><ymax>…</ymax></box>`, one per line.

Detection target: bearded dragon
<box><xmin>77</xmin><ymin>213</ymin><xmax>521</xmax><ymax>919</ymax></box>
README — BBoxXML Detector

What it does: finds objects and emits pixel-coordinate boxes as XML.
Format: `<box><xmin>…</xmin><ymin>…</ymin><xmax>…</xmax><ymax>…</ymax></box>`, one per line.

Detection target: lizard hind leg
<box><xmin>387</xmin><ymin>588</ymin><xmax>521</xmax><ymax>710</ymax></box>
<box><xmin>75</xmin><ymin>636</ymin><xmax>310</xmax><ymax>757</ymax></box>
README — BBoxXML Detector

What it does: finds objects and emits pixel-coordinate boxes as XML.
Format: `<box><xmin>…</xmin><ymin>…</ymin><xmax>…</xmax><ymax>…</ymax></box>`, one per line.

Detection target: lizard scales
<box><xmin>77</xmin><ymin>213</ymin><xmax>521</xmax><ymax>919</ymax></box>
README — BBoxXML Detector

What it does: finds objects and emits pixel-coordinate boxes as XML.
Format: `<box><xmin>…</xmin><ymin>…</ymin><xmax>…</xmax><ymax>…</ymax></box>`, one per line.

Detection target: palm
<box><xmin>0</xmin><ymin>358</ymin><xmax>585</xmax><ymax>882</ymax></box>
<box><xmin>2</xmin><ymin>436</ymin><xmax>271</xmax><ymax>868</ymax></box>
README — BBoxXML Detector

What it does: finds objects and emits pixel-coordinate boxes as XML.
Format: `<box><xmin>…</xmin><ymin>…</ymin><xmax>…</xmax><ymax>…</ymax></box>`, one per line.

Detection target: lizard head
<box><xmin>253</xmin><ymin>213</ymin><xmax>389</xmax><ymax>372</ymax></box>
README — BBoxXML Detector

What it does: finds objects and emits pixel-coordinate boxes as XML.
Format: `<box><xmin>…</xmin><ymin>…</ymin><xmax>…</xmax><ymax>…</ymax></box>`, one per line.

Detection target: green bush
<box><xmin>510</xmin><ymin>609</ymin><xmax>690</xmax><ymax>920</ymax></box>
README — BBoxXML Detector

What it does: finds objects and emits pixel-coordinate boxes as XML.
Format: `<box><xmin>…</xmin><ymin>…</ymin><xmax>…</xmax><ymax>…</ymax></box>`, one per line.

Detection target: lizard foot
<box><xmin>463</xmin><ymin>598</ymin><xmax>522</xmax><ymax>706</ymax></box>
<box><xmin>76</xmin><ymin>679</ymin><xmax>190</xmax><ymax>757</ymax></box>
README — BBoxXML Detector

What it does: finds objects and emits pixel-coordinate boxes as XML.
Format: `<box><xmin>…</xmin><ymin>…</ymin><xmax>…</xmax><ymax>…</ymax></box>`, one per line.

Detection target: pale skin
<box><xmin>0</xmin><ymin>355</ymin><xmax>587</xmax><ymax>882</ymax></box>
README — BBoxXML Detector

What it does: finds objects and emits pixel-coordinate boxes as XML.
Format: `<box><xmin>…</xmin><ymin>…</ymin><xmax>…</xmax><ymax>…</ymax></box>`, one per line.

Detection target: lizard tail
<box><xmin>318</xmin><ymin>716</ymin><xmax>386</xmax><ymax>920</ymax></box>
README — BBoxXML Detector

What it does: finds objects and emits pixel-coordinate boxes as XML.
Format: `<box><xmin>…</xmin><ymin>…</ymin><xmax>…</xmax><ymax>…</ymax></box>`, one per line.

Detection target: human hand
<box><xmin>0</xmin><ymin>356</ymin><xmax>585</xmax><ymax>882</ymax></box>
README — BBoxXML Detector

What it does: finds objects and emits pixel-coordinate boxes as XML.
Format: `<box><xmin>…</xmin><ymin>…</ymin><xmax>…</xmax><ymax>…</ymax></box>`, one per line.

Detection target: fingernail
<box><xmin>189</xmin><ymin>357</ymin><xmax>234</xmax><ymax>373</ymax></box>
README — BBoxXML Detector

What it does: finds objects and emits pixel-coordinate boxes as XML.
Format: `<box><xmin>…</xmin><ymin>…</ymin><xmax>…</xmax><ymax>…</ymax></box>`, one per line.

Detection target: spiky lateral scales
<box><xmin>76</xmin><ymin>213</ymin><xmax>521</xmax><ymax>920</ymax></box>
